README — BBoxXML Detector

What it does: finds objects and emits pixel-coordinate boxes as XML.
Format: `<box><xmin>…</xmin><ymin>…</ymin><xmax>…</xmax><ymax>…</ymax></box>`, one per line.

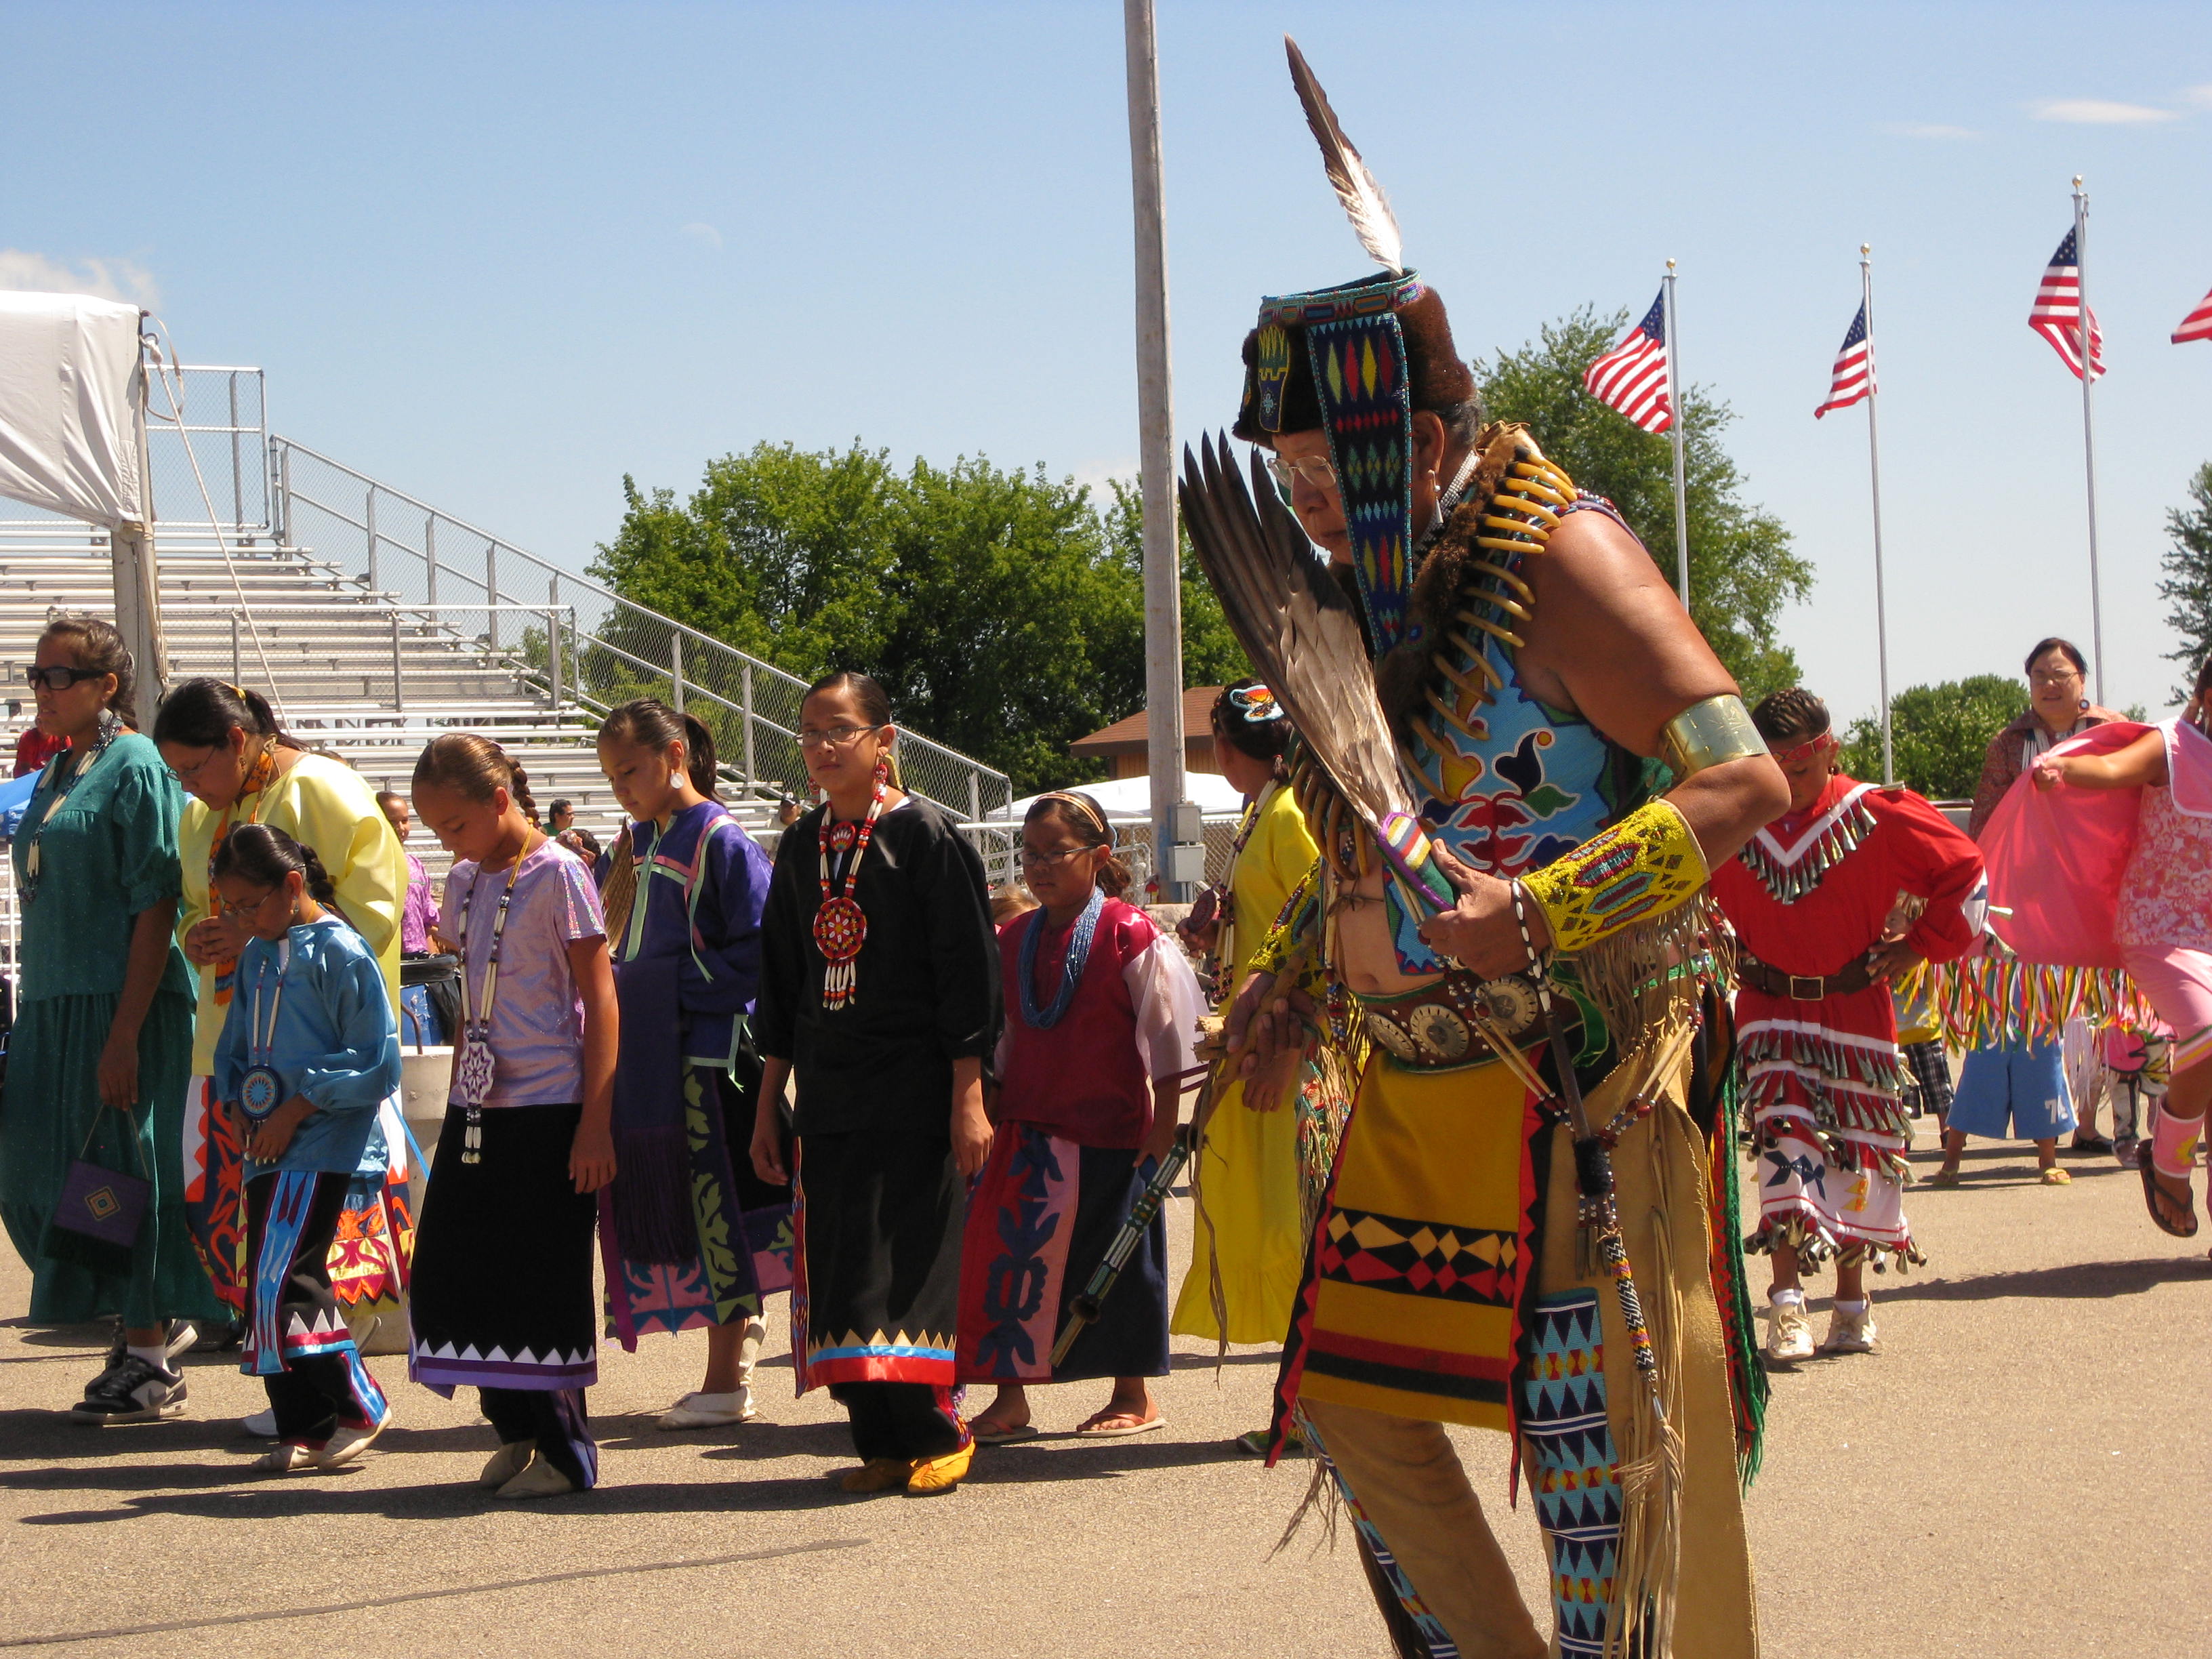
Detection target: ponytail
<box><xmin>212</xmin><ymin>823</ymin><xmax>348</xmax><ymax>927</ymax></box>
<box><xmin>411</xmin><ymin>732</ymin><xmax>537</xmax><ymax>821</ymax></box>
<box><xmin>598</xmin><ymin>697</ymin><xmax>722</xmax><ymax>802</ymax></box>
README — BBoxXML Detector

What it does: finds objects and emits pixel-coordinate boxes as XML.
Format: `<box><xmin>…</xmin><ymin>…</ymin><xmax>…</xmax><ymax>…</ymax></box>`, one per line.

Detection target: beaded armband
<box><xmin>1660</xmin><ymin>693</ymin><xmax>1766</xmax><ymax>781</ymax></box>
<box><xmin>1519</xmin><ymin>798</ymin><xmax>1708</xmax><ymax>956</ymax></box>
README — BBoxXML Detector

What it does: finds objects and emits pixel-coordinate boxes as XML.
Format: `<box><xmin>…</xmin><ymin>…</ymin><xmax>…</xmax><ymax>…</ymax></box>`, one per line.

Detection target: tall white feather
<box><xmin>1285</xmin><ymin>36</ymin><xmax>1404</xmax><ymax>276</ymax></box>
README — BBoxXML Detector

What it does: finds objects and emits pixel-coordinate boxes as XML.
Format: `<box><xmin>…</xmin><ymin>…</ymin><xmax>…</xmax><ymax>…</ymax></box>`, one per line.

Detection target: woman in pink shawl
<box><xmin>2029</xmin><ymin>657</ymin><xmax>2212</xmax><ymax>1245</ymax></box>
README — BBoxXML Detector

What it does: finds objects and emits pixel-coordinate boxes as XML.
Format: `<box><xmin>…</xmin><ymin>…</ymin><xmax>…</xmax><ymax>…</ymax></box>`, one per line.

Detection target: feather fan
<box><xmin>1284</xmin><ymin>36</ymin><xmax>1404</xmax><ymax>275</ymax></box>
<box><xmin>1178</xmin><ymin>434</ymin><xmax>1446</xmax><ymax>911</ymax></box>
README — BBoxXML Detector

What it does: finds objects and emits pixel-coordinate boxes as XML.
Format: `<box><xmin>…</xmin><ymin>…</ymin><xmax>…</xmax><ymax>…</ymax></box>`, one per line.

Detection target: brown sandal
<box><xmin>2139</xmin><ymin>1156</ymin><xmax>2198</xmax><ymax>1238</ymax></box>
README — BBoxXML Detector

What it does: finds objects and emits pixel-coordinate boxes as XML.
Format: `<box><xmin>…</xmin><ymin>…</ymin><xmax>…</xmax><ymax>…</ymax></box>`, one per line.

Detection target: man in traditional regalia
<box><xmin>1178</xmin><ymin>41</ymin><xmax>1788</xmax><ymax>1659</ymax></box>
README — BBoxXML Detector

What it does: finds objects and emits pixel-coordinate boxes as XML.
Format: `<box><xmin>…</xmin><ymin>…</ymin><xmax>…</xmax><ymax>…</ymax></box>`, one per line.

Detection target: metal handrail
<box><xmin>268</xmin><ymin>434</ymin><xmax>1013</xmax><ymax>817</ymax></box>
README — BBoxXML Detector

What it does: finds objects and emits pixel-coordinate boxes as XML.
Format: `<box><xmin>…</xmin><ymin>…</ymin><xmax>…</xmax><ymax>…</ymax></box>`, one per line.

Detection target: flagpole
<box><xmin>1862</xmin><ymin>245</ymin><xmax>1893</xmax><ymax>785</ymax></box>
<box><xmin>2074</xmin><ymin>175</ymin><xmax>2106</xmax><ymax>708</ymax></box>
<box><xmin>1663</xmin><ymin>260</ymin><xmax>1690</xmax><ymax>608</ymax></box>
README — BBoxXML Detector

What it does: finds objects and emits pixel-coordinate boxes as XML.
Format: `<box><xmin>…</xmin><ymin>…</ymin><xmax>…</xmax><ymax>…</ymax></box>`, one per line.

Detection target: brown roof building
<box><xmin>1069</xmin><ymin>687</ymin><xmax>1223</xmax><ymax>780</ymax></box>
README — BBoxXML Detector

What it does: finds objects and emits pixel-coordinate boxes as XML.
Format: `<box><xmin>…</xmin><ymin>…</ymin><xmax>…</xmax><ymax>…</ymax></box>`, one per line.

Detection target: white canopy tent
<box><xmin>0</xmin><ymin>291</ymin><xmax>165</xmax><ymax>691</ymax></box>
<box><xmin>989</xmin><ymin>770</ymin><xmax>1246</xmax><ymax>823</ymax></box>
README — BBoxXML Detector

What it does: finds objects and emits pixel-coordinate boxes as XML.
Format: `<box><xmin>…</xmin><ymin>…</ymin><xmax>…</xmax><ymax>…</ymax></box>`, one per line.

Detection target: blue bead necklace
<box><xmin>1018</xmin><ymin>884</ymin><xmax>1105</xmax><ymax>1029</ymax></box>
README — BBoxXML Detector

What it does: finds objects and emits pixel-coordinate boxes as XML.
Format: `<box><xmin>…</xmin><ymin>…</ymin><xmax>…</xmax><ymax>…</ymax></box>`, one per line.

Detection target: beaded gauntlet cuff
<box><xmin>1519</xmin><ymin>798</ymin><xmax>1708</xmax><ymax>956</ymax></box>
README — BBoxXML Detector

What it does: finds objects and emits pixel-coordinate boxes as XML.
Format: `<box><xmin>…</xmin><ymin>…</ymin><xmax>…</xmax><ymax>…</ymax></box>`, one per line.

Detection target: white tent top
<box><xmin>990</xmin><ymin>771</ymin><xmax>1247</xmax><ymax>822</ymax></box>
<box><xmin>0</xmin><ymin>291</ymin><xmax>146</xmax><ymax>530</ymax></box>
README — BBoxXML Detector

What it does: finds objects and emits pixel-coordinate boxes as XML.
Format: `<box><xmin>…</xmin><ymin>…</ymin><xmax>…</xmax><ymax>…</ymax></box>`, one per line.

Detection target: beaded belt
<box><xmin>1359</xmin><ymin>970</ymin><xmax>1546</xmax><ymax>1071</ymax></box>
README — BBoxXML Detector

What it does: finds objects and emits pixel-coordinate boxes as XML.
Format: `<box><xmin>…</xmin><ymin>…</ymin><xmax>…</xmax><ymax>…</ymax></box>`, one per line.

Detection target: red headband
<box><xmin>1768</xmin><ymin>732</ymin><xmax>1837</xmax><ymax>765</ymax></box>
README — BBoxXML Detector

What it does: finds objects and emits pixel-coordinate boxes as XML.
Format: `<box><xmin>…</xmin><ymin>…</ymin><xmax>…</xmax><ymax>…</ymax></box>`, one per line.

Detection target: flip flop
<box><xmin>1076</xmin><ymin>1412</ymin><xmax>1166</xmax><ymax>1438</ymax></box>
<box><xmin>2139</xmin><ymin>1156</ymin><xmax>2199</xmax><ymax>1238</ymax></box>
<box><xmin>969</xmin><ymin>1421</ymin><xmax>1040</xmax><ymax>1445</ymax></box>
<box><xmin>2039</xmin><ymin>1166</ymin><xmax>2072</xmax><ymax>1185</ymax></box>
<box><xmin>1927</xmin><ymin>1167</ymin><xmax>1962</xmax><ymax>1187</ymax></box>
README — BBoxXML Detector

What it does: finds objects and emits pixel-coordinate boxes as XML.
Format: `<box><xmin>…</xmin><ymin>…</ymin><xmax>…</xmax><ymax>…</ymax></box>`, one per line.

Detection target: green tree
<box><xmin>590</xmin><ymin>443</ymin><xmax>1246</xmax><ymax>796</ymax></box>
<box><xmin>2158</xmin><ymin>459</ymin><xmax>2212</xmax><ymax>699</ymax></box>
<box><xmin>1477</xmin><ymin>307</ymin><xmax>1815</xmax><ymax>701</ymax></box>
<box><xmin>1837</xmin><ymin>674</ymin><xmax>2025</xmax><ymax>799</ymax></box>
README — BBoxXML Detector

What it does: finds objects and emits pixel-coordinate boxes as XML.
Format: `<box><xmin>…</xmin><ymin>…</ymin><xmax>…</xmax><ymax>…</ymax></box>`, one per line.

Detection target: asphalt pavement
<box><xmin>1</xmin><ymin>1118</ymin><xmax>2205</xmax><ymax>1657</ymax></box>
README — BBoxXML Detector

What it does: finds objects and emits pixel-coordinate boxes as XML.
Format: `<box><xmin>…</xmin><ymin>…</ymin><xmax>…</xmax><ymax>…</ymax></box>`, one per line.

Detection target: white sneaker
<box><xmin>311</xmin><ymin>1409</ymin><xmax>392</xmax><ymax>1468</ymax></box>
<box><xmin>1765</xmin><ymin>1298</ymin><xmax>1815</xmax><ymax>1366</ymax></box>
<box><xmin>1822</xmin><ymin>1303</ymin><xmax>1879</xmax><ymax>1353</ymax></box>
<box><xmin>241</xmin><ymin>1408</ymin><xmax>279</xmax><ymax>1438</ymax></box>
<box><xmin>495</xmin><ymin>1453</ymin><xmax>577</xmax><ymax>1500</ymax></box>
<box><xmin>657</xmin><ymin>1388</ymin><xmax>757</xmax><ymax>1429</ymax></box>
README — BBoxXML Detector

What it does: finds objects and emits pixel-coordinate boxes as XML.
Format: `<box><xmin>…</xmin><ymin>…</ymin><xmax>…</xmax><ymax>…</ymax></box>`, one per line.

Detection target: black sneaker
<box><xmin>69</xmin><ymin>1354</ymin><xmax>189</xmax><ymax>1424</ymax></box>
<box><xmin>83</xmin><ymin>1319</ymin><xmax>199</xmax><ymax>1397</ymax></box>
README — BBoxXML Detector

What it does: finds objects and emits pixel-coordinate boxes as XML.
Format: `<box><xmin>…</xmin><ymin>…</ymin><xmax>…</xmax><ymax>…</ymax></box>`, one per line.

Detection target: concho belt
<box><xmin>1359</xmin><ymin>970</ymin><xmax>1544</xmax><ymax>1071</ymax></box>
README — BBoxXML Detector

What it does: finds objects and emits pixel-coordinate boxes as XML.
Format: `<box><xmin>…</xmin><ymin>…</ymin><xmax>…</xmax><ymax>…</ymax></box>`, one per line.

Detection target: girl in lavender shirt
<box><xmin>405</xmin><ymin>735</ymin><xmax>617</xmax><ymax>1498</ymax></box>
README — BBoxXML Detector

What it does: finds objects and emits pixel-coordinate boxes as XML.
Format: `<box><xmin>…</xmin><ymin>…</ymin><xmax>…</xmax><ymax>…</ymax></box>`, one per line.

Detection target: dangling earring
<box><xmin>872</xmin><ymin>758</ymin><xmax>889</xmax><ymax>790</ymax></box>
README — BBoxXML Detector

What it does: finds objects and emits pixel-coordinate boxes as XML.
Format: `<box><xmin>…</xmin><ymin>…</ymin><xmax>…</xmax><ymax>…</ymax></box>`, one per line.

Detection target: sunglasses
<box><xmin>23</xmin><ymin>664</ymin><xmax>106</xmax><ymax>691</ymax></box>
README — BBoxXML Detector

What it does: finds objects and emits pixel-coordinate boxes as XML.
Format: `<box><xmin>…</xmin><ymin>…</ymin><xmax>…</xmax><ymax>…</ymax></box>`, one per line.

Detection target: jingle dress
<box><xmin>956</xmin><ymin>893</ymin><xmax>1204</xmax><ymax>1385</ymax></box>
<box><xmin>0</xmin><ymin>732</ymin><xmax>213</xmax><ymax>1328</ymax></box>
<box><xmin>176</xmin><ymin>752</ymin><xmax>411</xmax><ymax>1323</ymax></box>
<box><xmin>213</xmin><ymin>917</ymin><xmax>402</xmax><ymax>1441</ymax></box>
<box><xmin>407</xmin><ymin>837</ymin><xmax>607</xmax><ymax>1490</ymax></box>
<box><xmin>755</xmin><ymin>796</ymin><xmax>998</xmax><ymax>1463</ymax></box>
<box><xmin>1170</xmin><ymin>779</ymin><xmax>1330</xmax><ymax>1346</ymax></box>
<box><xmin>601</xmin><ymin>799</ymin><xmax>790</xmax><ymax>1349</ymax></box>
<box><xmin>1708</xmin><ymin>773</ymin><xmax>1985</xmax><ymax>1266</ymax></box>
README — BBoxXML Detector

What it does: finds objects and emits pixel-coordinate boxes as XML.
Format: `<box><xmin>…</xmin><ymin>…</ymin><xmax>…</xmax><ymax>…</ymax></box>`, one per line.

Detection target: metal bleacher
<box><xmin>0</xmin><ymin>364</ymin><xmax>1015</xmax><ymax>956</ymax></box>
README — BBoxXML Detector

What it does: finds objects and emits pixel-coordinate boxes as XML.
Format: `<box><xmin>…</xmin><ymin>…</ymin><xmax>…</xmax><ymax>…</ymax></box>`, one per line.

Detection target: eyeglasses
<box><xmin>1265</xmin><ymin>453</ymin><xmax>1338</xmax><ymax>491</ymax></box>
<box><xmin>23</xmin><ymin>664</ymin><xmax>104</xmax><ymax>691</ymax></box>
<box><xmin>163</xmin><ymin>746</ymin><xmax>228</xmax><ymax>785</ymax></box>
<box><xmin>1016</xmin><ymin>846</ymin><xmax>1095</xmax><ymax>870</ymax></box>
<box><xmin>796</xmin><ymin>724</ymin><xmax>882</xmax><ymax>750</ymax></box>
<box><xmin>2028</xmin><ymin>669</ymin><xmax>2083</xmax><ymax>687</ymax></box>
<box><xmin>222</xmin><ymin>885</ymin><xmax>289</xmax><ymax>916</ymax></box>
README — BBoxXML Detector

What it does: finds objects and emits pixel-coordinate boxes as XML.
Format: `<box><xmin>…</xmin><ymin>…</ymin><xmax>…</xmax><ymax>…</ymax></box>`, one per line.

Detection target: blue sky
<box><xmin>5</xmin><ymin>1</ymin><xmax>2211</xmax><ymax>724</ymax></box>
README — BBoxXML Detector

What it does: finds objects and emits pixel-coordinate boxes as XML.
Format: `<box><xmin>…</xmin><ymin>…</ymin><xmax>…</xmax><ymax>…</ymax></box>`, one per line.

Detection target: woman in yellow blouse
<box><xmin>151</xmin><ymin>680</ymin><xmax>407</xmax><ymax>1330</ymax></box>
<box><xmin>1170</xmin><ymin>684</ymin><xmax>1326</xmax><ymax>1443</ymax></box>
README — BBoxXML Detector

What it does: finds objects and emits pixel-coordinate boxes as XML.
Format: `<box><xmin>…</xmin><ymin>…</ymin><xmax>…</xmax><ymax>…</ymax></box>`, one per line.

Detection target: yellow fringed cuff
<box><xmin>1519</xmin><ymin>798</ymin><xmax>1708</xmax><ymax>956</ymax></box>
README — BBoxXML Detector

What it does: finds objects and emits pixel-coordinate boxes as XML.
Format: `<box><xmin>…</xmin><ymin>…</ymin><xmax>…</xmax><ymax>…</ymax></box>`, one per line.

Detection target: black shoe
<box><xmin>70</xmin><ymin>1355</ymin><xmax>189</xmax><ymax>1425</ymax></box>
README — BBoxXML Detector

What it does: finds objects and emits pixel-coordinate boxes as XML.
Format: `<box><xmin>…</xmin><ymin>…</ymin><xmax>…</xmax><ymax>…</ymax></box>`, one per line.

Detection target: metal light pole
<box><xmin>1662</xmin><ymin>260</ymin><xmax>1690</xmax><ymax>609</ymax></box>
<box><xmin>1861</xmin><ymin>245</ymin><xmax>1893</xmax><ymax>784</ymax></box>
<box><xmin>2073</xmin><ymin>176</ymin><xmax>2106</xmax><ymax>708</ymax></box>
<box><xmin>1124</xmin><ymin>0</ymin><xmax>1191</xmax><ymax>899</ymax></box>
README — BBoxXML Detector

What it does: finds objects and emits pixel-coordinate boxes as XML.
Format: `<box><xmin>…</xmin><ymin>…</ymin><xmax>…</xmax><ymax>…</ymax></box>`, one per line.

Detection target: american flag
<box><xmin>1582</xmin><ymin>289</ymin><xmax>1673</xmax><ymax>432</ymax></box>
<box><xmin>2028</xmin><ymin>228</ymin><xmax>2105</xmax><ymax>381</ymax></box>
<box><xmin>2174</xmin><ymin>284</ymin><xmax>2212</xmax><ymax>344</ymax></box>
<box><xmin>1814</xmin><ymin>302</ymin><xmax>1875</xmax><ymax>419</ymax></box>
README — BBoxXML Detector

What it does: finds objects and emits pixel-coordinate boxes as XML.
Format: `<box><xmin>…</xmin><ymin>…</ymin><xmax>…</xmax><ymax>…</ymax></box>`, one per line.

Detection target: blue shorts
<box><xmin>1947</xmin><ymin>1042</ymin><xmax>2075</xmax><ymax>1142</ymax></box>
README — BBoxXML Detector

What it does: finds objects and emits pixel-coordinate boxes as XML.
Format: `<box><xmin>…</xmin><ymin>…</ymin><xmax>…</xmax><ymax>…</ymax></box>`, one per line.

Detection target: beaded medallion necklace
<box><xmin>813</xmin><ymin>765</ymin><xmax>888</xmax><ymax>1010</ymax></box>
<box><xmin>453</xmin><ymin>828</ymin><xmax>537</xmax><ymax>1162</ymax></box>
<box><xmin>1019</xmin><ymin>884</ymin><xmax>1105</xmax><ymax>1029</ymax></box>
<box><xmin>239</xmin><ymin>937</ymin><xmax>292</xmax><ymax>1126</ymax></box>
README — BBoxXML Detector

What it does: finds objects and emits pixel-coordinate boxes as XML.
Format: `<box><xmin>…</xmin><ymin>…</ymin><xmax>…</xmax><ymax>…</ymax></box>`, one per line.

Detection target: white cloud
<box><xmin>1879</xmin><ymin>121</ymin><xmax>1979</xmax><ymax>140</ymax></box>
<box><xmin>0</xmin><ymin>249</ymin><xmax>161</xmax><ymax>305</ymax></box>
<box><xmin>2188</xmin><ymin>85</ymin><xmax>2212</xmax><ymax>110</ymax></box>
<box><xmin>679</xmin><ymin>222</ymin><xmax>723</xmax><ymax>250</ymax></box>
<box><xmin>2030</xmin><ymin>98</ymin><xmax>2179</xmax><ymax>124</ymax></box>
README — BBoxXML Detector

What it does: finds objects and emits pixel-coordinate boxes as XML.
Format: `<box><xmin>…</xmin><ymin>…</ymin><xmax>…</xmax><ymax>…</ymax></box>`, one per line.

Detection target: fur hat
<box><xmin>1233</xmin><ymin>270</ymin><xmax>1475</xmax><ymax>443</ymax></box>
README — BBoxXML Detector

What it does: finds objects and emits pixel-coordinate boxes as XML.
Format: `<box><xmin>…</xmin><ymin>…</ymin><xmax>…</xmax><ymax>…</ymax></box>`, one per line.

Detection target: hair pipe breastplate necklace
<box><xmin>814</xmin><ymin>762</ymin><xmax>888</xmax><ymax>1010</ymax></box>
<box><xmin>453</xmin><ymin>831</ymin><xmax>535</xmax><ymax>1162</ymax></box>
<box><xmin>239</xmin><ymin>939</ymin><xmax>291</xmax><ymax>1126</ymax></box>
<box><xmin>20</xmin><ymin>709</ymin><xmax>122</xmax><ymax>903</ymax></box>
<box><xmin>1019</xmin><ymin>884</ymin><xmax>1105</xmax><ymax>1029</ymax></box>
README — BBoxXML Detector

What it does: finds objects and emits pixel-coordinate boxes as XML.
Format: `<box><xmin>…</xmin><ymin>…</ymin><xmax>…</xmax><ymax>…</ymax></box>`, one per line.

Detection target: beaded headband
<box><xmin>1768</xmin><ymin>732</ymin><xmax>1838</xmax><ymax>766</ymax></box>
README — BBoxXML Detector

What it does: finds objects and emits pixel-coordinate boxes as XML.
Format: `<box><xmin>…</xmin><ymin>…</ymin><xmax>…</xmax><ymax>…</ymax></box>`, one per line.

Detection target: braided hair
<box><xmin>1750</xmin><ymin>688</ymin><xmax>1830</xmax><ymax>747</ymax></box>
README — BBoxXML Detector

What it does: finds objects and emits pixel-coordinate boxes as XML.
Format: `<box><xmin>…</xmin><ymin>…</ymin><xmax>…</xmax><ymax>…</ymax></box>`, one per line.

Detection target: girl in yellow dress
<box><xmin>1170</xmin><ymin>684</ymin><xmax>1331</xmax><ymax>1451</ymax></box>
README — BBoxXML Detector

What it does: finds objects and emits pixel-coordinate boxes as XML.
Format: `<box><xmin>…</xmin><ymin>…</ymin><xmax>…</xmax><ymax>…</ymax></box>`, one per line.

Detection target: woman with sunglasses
<box><xmin>150</xmin><ymin>680</ymin><xmax>408</xmax><ymax>1414</ymax></box>
<box><xmin>1707</xmin><ymin>689</ymin><xmax>1985</xmax><ymax>1365</ymax></box>
<box><xmin>0</xmin><ymin>617</ymin><xmax>220</xmax><ymax>1422</ymax></box>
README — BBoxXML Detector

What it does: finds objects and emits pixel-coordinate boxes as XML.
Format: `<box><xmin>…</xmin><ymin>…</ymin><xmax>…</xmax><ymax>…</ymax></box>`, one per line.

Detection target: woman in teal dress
<box><xmin>0</xmin><ymin>616</ymin><xmax>218</xmax><ymax>1420</ymax></box>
